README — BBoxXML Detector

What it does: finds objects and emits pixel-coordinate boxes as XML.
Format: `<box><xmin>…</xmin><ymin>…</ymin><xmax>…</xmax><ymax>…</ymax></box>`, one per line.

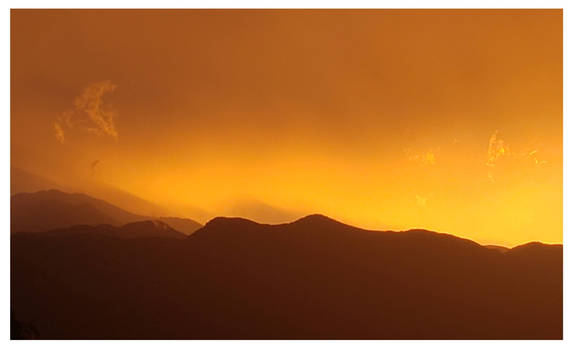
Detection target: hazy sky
<box><xmin>11</xmin><ymin>9</ymin><xmax>562</xmax><ymax>246</ymax></box>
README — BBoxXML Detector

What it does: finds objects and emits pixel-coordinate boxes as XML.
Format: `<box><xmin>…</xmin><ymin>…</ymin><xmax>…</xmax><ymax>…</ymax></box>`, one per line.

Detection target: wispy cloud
<box><xmin>91</xmin><ymin>160</ymin><xmax>101</xmax><ymax>177</ymax></box>
<box><xmin>485</xmin><ymin>131</ymin><xmax>547</xmax><ymax>181</ymax></box>
<box><xmin>405</xmin><ymin>148</ymin><xmax>437</xmax><ymax>166</ymax></box>
<box><xmin>53</xmin><ymin>121</ymin><xmax>66</xmax><ymax>143</ymax></box>
<box><xmin>485</xmin><ymin>130</ymin><xmax>509</xmax><ymax>182</ymax></box>
<box><xmin>415</xmin><ymin>194</ymin><xmax>428</xmax><ymax>207</ymax></box>
<box><xmin>486</xmin><ymin>130</ymin><xmax>509</xmax><ymax>167</ymax></box>
<box><xmin>54</xmin><ymin>81</ymin><xmax>118</xmax><ymax>143</ymax></box>
<box><xmin>526</xmin><ymin>149</ymin><xmax>547</xmax><ymax>166</ymax></box>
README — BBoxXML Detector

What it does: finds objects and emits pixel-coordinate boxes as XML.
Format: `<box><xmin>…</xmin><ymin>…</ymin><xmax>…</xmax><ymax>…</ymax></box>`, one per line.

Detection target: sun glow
<box><xmin>11</xmin><ymin>9</ymin><xmax>562</xmax><ymax>247</ymax></box>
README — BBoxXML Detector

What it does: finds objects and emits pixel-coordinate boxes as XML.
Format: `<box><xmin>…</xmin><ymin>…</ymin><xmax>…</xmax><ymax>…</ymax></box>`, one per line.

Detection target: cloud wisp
<box><xmin>54</xmin><ymin>81</ymin><xmax>119</xmax><ymax>143</ymax></box>
<box><xmin>415</xmin><ymin>194</ymin><xmax>428</xmax><ymax>207</ymax></box>
<box><xmin>486</xmin><ymin>130</ymin><xmax>509</xmax><ymax>168</ymax></box>
<box><xmin>526</xmin><ymin>149</ymin><xmax>547</xmax><ymax>166</ymax></box>
<box><xmin>485</xmin><ymin>131</ymin><xmax>548</xmax><ymax>182</ymax></box>
<box><xmin>405</xmin><ymin>148</ymin><xmax>437</xmax><ymax>166</ymax></box>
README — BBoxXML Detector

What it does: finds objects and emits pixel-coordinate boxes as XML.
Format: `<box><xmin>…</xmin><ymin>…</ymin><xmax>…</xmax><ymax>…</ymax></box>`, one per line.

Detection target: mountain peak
<box><xmin>11</xmin><ymin>189</ymin><xmax>201</xmax><ymax>235</ymax></box>
<box><xmin>119</xmin><ymin>220</ymin><xmax>186</xmax><ymax>239</ymax></box>
<box><xmin>293</xmin><ymin>213</ymin><xmax>333</xmax><ymax>223</ymax></box>
<box><xmin>204</xmin><ymin>216</ymin><xmax>261</xmax><ymax>229</ymax></box>
<box><xmin>290</xmin><ymin>214</ymin><xmax>350</xmax><ymax>229</ymax></box>
<box><xmin>13</xmin><ymin>189</ymin><xmax>80</xmax><ymax>199</ymax></box>
<box><xmin>200</xmin><ymin>214</ymin><xmax>345</xmax><ymax>233</ymax></box>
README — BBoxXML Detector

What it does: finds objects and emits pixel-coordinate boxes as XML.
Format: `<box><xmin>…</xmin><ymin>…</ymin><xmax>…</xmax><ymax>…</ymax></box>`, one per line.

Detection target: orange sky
<box><xmin>11</xmin><ymin>9</ymin><xmax>562</xmax><ymax>247</ymax></box>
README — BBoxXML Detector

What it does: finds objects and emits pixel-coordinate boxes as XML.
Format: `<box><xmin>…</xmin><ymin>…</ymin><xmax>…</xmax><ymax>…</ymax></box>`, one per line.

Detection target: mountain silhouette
<box><xmin>10</xmin><ymin>167</ymin><xmax>69</xmax><ymax>195</ymax></box>
<box><xmin>224</xmin><ymin>198</ymin><xmax>304</xmax><ymax>224</ymax></box>
<box><xmin>11</xmin><ymin>167</ymin><xmax>171</xmax><ymax>217</ymax></box>
<box><xmin>11</xmin><ymin>189</ymin><xmax>202</xmax><ymax>234</ymax></box>
<box><xmin>19</xmin><ymin>220</ymin><xmax>187</xmax><ymax>240</ymax></box>
<box><xmin>11</xmin><ymin>214</ymin><xmax>562</xmax><ymax>339</ymax></box>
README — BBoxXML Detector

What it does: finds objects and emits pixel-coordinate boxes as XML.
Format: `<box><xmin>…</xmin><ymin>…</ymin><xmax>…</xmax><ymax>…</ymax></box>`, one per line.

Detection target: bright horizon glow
<box><xmin>11</xmin><ymin>9</ymin><xmax>562</xmax><ymax>248</ymax></box>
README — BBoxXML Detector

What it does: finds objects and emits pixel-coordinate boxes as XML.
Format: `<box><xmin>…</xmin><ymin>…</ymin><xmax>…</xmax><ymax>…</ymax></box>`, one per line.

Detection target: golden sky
<box><xmin>11</xmin><ymin>9</ymin><xmax>562</xmax><ymax>246</ymax></box>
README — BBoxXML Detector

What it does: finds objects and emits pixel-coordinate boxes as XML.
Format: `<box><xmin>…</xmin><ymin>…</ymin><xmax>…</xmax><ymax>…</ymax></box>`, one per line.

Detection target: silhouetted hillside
<box><xmin>10</xmin><ymin>167</ymin><xmax>170</xmax><ymax>217</ymax></box>
<box><xmin>11</xmin><ymin>189</ymin><xmax>202</xmax><ymax>234</ymax></box>
<box><xmin>11</xmin><ymin>309</ymin><xmax>39</xmax><ymax>340</ymax></box>
<box><xmin>14</xmin><ymin>220</ymin><xmax>187</xmax><ymax>240</ymax></box>
<box><xmin>11</xmin><ymin>214</ymin><xmax>562</xmax><ymax>339</ymax></box>
<box><xmin>484</xmin><ymin>244</ymin><xmax>509</xmax><ymax>253</ymax></box>
<box><xmin>225</xmin><ymin>198</ymin><xmax>304</xmax><ymax>224</ymax></box>
<box><xmin>10</xmin><ymin>167</ymin><xmax>68</xmax><ymax>195</ymax></box>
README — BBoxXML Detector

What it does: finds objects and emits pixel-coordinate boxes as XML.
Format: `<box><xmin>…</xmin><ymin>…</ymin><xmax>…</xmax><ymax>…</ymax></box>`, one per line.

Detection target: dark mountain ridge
<box><xmin>11</xmin><ymin>167</ymin><xmax>170</xmax><ymax>217</ymax></box>
<box><xmin>14</xmin><ymin>220</ymin><xmax>187</xmax><ymax>240</ymax></box>
<box><xmin>11</xmin><ymin>189</ymin><xmax>202</xmax><ymax>234</ymax></box>
<box><xmin>11</xmin><ymin>213</ymin><xmax>562</xmax><ymax>339</ymax></box>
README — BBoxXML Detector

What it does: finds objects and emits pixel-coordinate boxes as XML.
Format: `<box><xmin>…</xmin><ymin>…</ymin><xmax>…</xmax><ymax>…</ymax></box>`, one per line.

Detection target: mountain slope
<box><xmin>11</xmin><ymin>214</ymin><xmax>562</xmax><ymax>339</ymax></box>
<box><xmin>10</xmin><ymin>167</ymin><xmax>69</xmax><ymax>195</ymax></box>
<box><xmin>10</xmin><ymin>189</ymin><xmax>202</xmax><ymax>234</ymax></box>
<box><xmin>19</xmin><ymin>220</ymin><xmax>187</xmax><ymax>240</ymax></box>
<box><xmin>11</xmin><ymin>167</ymin><xmax>171</xmax><ymax>218</ymax></box>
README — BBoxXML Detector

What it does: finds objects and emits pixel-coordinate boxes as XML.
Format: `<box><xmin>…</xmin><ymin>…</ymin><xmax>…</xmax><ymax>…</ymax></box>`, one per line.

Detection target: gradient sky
<box><xmin>11</xmin><ymin>9</ymin><xmax>562</xmax><ymax>246</ymax></box>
